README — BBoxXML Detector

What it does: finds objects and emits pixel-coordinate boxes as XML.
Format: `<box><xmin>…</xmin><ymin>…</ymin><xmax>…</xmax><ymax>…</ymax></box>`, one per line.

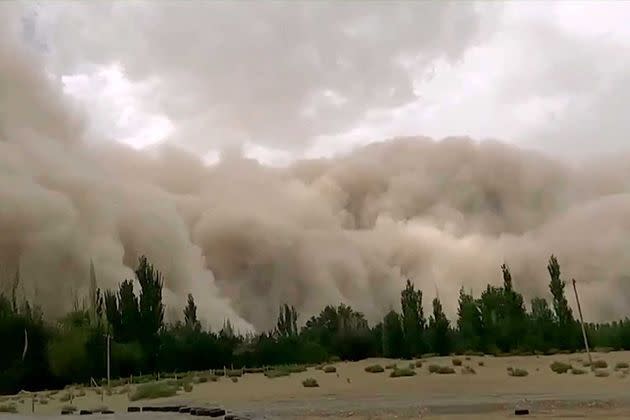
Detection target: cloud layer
<box><xmin>2</xmin><ymin>3</ymin><xmax>630</xmax><ymax>332</ymax></box>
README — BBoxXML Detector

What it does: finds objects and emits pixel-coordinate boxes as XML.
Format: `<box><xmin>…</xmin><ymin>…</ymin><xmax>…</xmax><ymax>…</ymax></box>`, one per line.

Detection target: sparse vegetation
<box><xmin>59</xmin><ymin>392</ymin><xmax>72</xmax><ymax>402</ymax></box>
<box><xmin>478</xmin><ymin>361</ymin><xmax>485</xmax><ymax>367</ymax></box>
<box><xmin>615</xmin><ymin>362</ymin><xmax>629</xmax><ymax>370</ymax></box>
<box><xmin>264</xmin><ymin>370</ymin><xmax>291</xmax><ymax>379</ymax></box>
<box><xmin>428</xmin><ymin>365</ymin><xmax>455</xmax><ymax>374</ymax></box>
<box><xmin>550</xmin><ymin>361</ymin><xmax>572</xmax><ymax>374</ymax></box>
<box><xmin>302</xmin><ymin>378</ymin><xmax>319</xmax><ymax>387</ymax></box>
<box><xmin>128</xmin><ymin>382</ymin><xmax>178</xmax><ymax>401</ymax></box>
<box><xmin>452</xmin><ymin>358</ymin><xmax>463</xmax><ymax>366</ymax></box>
<box><xmin>385</xmin><ymin>363</ymin><xmax>396</xmax><ymax>370</ymax></box>
<box><xmin>414</xmin><ymin>360</ymin><xmax>423</xmax><ymax>368</ymax></box>
<box><xmin>390</xmin><ymin>367</ymin><xmax>417</xmax><ymax>377</ymax></box>
<box><xmin>183</xmin><ymin>382</ymin><xmax>193</xmax><ymax>392</ymax></box>
<box><xmin>461</xmin><ymin>366</ymin><xmax>476</xmax><ymax>375</ymax></box>
<box><xmin>231</xmin><ymin>377</ymin><xmax>238</xmax><ymax>383</ymax></box>
<box><xmin>227</xmin><ymin>369</ymin><xmax>243</xmax><ymax>377</ymax></box>
<box><xmin>323</xmin><ymin>366</ymin><xmax>336</xmax><ymax>373</ymax></box>
<box><xmin>595</xmin><ymin>370</ymin><xmax>610</xmax><ymax>378</ymax></box>
<box><xmin>365</xmin><ymin>364</ymin><xmax>385</xmax><ymax>373</ymax></box>
<box><xmin>591</xmin><ymin>360</ymin><xmax>608</xmax><ymax>369</ymax></box>
<box><xmin>571</xmin><ymin>368</ymin><xmax>587</xmax><ymax>375</ymax></box>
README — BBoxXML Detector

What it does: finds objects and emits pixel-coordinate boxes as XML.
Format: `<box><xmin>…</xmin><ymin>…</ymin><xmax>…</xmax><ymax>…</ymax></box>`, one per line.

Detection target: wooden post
<box><xmin>572</xmin><ymin>279</ymin><xmax>593</xmax><ymax>369</ymax></box>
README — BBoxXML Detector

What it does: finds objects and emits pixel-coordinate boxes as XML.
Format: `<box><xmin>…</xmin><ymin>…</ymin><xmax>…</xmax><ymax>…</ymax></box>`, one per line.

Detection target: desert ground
<box><xmin>4</xmin><ymin>351</ymin><xmax>630</xmax><ymax>419</ymax></box>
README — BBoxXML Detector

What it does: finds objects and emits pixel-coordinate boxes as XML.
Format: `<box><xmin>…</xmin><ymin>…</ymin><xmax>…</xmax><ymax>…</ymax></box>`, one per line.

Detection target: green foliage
<box><xmin>364</xmin><ymin>364</ymin><xmax>385</xmax><ymax>373</ymax></box>
<box><xmin>128</xmin><ymin>382</ymin><xmax>177</xmax><ymax>401</ymax></box>
<box><xmin>276</xmin><ymin>304</ymin><xmax>298</xmax><ymax>338</ymax></box>
<box><xmin>382</xmin><ymin>310</ymin><xmax>404</xmax><ymax>358</ymax></box>
<box><xmin>400</xmin><ymin>279</ymin><xmax>425</xmax><ymax>357</ymax></box>
<box><xmin>428</xmin><ymin>297</ymin><xmax>451</xmax><ymax>355</ymax></box>
<box><xmin>183</xmin><ymin>294</ymin><xmax>200</xmax><ymax>332</ymax></box>
<box><xmin>302</xmin><ymin>378</ymin><xmax>319</xmax><ymax>387</ymax></box>
<box><xmin>389</xmin><ymin>367</ymin><xmax>416</xmax><ymax>377</ymax></box>
<box><xmin>550</xmin><ymin>361</ymin><xmax>572</xmax><ymax>374</ymax></box>
<box><xmin>547</xmin><ymin>255</ymin><xmax>579</xmax><ymax>349</ymax></box>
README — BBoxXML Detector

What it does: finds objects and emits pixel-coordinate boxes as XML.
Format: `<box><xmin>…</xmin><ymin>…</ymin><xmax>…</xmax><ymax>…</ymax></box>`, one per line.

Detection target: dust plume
<box><xmin>2</xmin><ymin>6</ymin><xmax>630</xmax><ymax>332</ymax></box>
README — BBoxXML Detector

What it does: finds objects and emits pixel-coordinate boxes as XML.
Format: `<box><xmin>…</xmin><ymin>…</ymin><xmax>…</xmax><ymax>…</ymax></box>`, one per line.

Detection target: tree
<box><xmin>136</xmin><ymin>256</ymin><xmax>165</xmax><ymax>370</ymax></box>
<box><xmin>528</xmin><ymin>297</ymin><xmax>555</xmax><ymax>351</ymax></box>
<box><xmin>428</xmin><ymin>297</ymin><xmax>451</xmax><ymax>355</ymax></box>
<box><xmin>400</xmin><ymin>279</ymin><xmax>425</xmax><ymax>357</ymax></box>
<box><xmin>275</xmin><ymin>304</ymin><xmax>298</xmax><ymax>338</ymax></box>
<box><xmin>103</xmin><ymin>290</ymin><xmax>121</xmax><ymax>337</ymax></box>
<box><xmin>118</xmin><ymin>280</ymin><xmax>140</xmax><ymax>342</ymax></box>
<box><xmin>184</xmin><ymin>293</ymin><xmax>200</xmax><ymax>332</ymax></box>
<box><xmin>547</xmin><ymin>255</ymin><xmax>578</xmax><ymax>349</ymax></box>
<box><xmin>456</xmin><ymin>287</ymin><xmax>483</xmax><ymax>352</ymax></box>
<box><xmin>382</xmin><ymin>310</ymin><xmax>404</xmax><ymax>358</ymax></box>
<box><xmin>89</xmin><ymin>259</ymin><xmax>97</xmax><ymax>323</ymax></box>
<box><xmin>501</xmin><ymin>264</ymin><xmax>527</xmax><ymax>350</ymax></box>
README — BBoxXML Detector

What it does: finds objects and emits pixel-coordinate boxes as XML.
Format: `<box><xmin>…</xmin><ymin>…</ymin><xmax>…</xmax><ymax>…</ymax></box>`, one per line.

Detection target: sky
<box><xmin>20</xmin><ymin>1</ymin><xmax>630</xmax><ymax>165</ymax></box>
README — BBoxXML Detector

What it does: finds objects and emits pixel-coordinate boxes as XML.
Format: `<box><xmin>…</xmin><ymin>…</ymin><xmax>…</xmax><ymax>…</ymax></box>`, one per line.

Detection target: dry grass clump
<box><xmin>390</xmin><ymin>367</ymin><xmax>417</xmax><ymax>377</ymax></box>
<box><xmin>0</xmin><ymin>403</ymin><xmax>17</xmax><ymax>413</ymax></box>
<box><xmin>364</xmin><ymin>364</ymin><xmax>385</xmax><ymax>373</ymax></box>
<box><xmin>508</xmin><ymin>367</ymin><xmax>529</xmax><ymax>377</ymax></box>
<box><xmin>183</xmin><ymin>383</ymin><xmax>193</xmax><ymax>392</ymax></box>
<box><xmin>385</xmin><ymin>363</ymin><xmax>397</xmax><ymax>370</ymax></box>
<box><xmin>550</xmin><ymin>361</ymin><xmax>572</xmax><ymax>374</ymax></box>
<box><xmin>461</xmin><ymin>366</ymin><xmax>476</xmax><ymax>375</ymax></box>
<box><xmin>61</xmin><ymin>404</ymin><xmax>76</xmax><ymax>413</ymax></box>
<box><xmin>302</xmin><ymin>378</ymin><xmax>319</xmax><ymax>388</ymax></box>
<box><xmin>591</xmin><ymin>360</ymin><xmax>608</xmax><ymax>369</ymax></box>
<box><xmin>594</xmin><ymin>370</ymin><xmax>610</xmax><ymax>378</ymax></box>
<box><xmin>428</xmin><ymin>365</ymin><xmax>455</xmax><ymax>374</ymax></box>
<box><xmin>571</xmin><ymin>368</ymin><xmax>587</xmax><ymax>375</ymax></box>
<box><xmin>414</xmin><ymin>360</ymin><xmax>423</xmax><ymax>368</ymax></box>
<box><xmin>615</xmin><ymin>362</ymin><xmax>629</xmax><ymax>371</ymax></box>
<box><xmin>230</xmin><ymin>377</ymin><xmax>238</xmax><ymax>383</ymax></box>
<box><xmin>323</xmin><ymin>366</ymin><xmax>336</xmax><ymax>373</ymax></box>
<box><xmin>226</xmin><ymin>369</ymin><xmax>243</xmax><ymax>378</ymax></box>
<box><xmin>451</xmin><ymin>358</ymin><xmax>463</xmax><ymax>366</ymax></box>
<box><xmin>244</xmin><ymin>367</ymin><xmax>265</xmax><ymax>373</ymax></box>
<box><xmin>128</xmin><ymin>382</ymin><xmax>178</xmax><ymax>401</ymax></box>
<box><xmin>59</xmin><ymin>392</ymin><xmax>72</xmax><ymax>402</ymax></box>
<box><xmin>478</xmin><ymin>361</ymin><xmax>485</xmax><ymax>367</ymax></box>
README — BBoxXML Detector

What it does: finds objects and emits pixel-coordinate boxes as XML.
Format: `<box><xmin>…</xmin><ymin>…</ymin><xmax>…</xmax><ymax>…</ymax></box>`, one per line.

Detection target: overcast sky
<box><xmin>21</xmin><ymin>1</ymin><xmax>630</xmax><ymax>164</ymax></box>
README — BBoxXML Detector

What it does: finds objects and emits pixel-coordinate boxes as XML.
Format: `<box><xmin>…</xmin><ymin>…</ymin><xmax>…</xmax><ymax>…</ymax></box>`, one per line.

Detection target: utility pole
<box><xmin>572</xmin><ymin>279</ymin><xmax>593</xmax><ymax>369</ymax></box>
<box><xmin>104</xmin><ymin>333</ymin><xmax>111</xmax><ymax>389</ymax></box>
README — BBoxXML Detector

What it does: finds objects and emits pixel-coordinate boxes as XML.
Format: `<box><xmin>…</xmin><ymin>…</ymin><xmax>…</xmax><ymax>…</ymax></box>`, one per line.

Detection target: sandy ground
<box><xmin>4</xmin><ymin>351</ymin><xmax>630</xmax><ymax>419</ymax></box>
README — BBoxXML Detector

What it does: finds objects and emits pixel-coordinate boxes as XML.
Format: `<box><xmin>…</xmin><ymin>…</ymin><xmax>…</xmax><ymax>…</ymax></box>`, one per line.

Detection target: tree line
<box><xmin>1</xmin><ymin>254</ymin><xmax>630</xmax><ymax>394</ymax></box>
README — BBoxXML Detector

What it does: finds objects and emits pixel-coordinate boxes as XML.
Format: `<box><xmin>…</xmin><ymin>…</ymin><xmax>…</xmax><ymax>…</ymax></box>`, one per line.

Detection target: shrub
<box><xmin>264</xmin><ymin>370</ymin><xmax>290</xmax><ymax>379</ymax></box>
<box><xmin>364</xmin><ymin>364</ymin><xmax>385</xmax><ymax>373</ymax></box>
<box><xmin>571</xmin><ymin>368</ymin><xmax>587</xmax><ymax>375</ymax></box>
<box><xmin>0</xmin><ymin>403</ymin><xmax>17</xmax><ymax>413</ymax></box>
<box><xmin>231</xmin><ymin>377</ymin><xmax>239</xmax><ymax>383</ymax></box>
<box><xmin>227</xmin><ymin>369</ymin><xmax>243</xmax><ymax>378</ymax></box>
<box><xmin>594</xmin><ymin>370</ymin><xmax>610</xmax><ymax>378</ymax></box>
<box><xmin>183</xmin><ymin>383</ymin><xmax>193</xmax><ymax>392</ymax></box>
<box><xmin>465</xmin><ymin>356</ymin><xmax>471</xmax><ymax>361</ymax></box>
<box><xmin>615</xmin><ymin>362</ymin><xmax>629</xmax><ymax>370</ymax></box>
<box><xmin>390</xmin><ymin>367</ymin><xmax>416</xmax><ymax>378</ymax></box>
<box><xmin>128</xmin><ymin>382</ymin><xmax>178</xmax><ymax>401</ymax></box>
<box><xmin>59</xmin><ymin>393</ymin><xmax>72</xmax><ymax>402</ymax></box>
<box><xmin>385</xmin><ymin>363</ymin><xmax>396</xmax><ymax>370</ymax></box>
<box><xmin>414</xmin><ymin>360</ymin><xmax>423</xmax><ymax>368</ymax></box>
<box><xmin>323</xmin><ymin>366</ymin><xmax>336</xmax><ymax>373</ymax></box>
<box><xmin>478</xmin><ymin>361</ymin><xmax>485</xmax><ymax>367</ymax></box>
<box><xmin>550</xmin><ymin>361</ymin><xmax>572</xmax><ymax>374</ymax></box>
<box><xmin>285</xmin><ymin>365</ymin><xmax>307</xmax><ymax>373</ymax></box>
<box><xmin>435</xmin><ymin>366</ymin><xmax>456</xmax><ymax>374</ymax></box>
<box><xmin>61</xmin><ymin>405</ymin><xmax>76</xmax><ymax>413</ymax></box>
<box><xmin>452</xmin><ymin>358</ymin><xmax>463</xmax><ymax>366</ymax></box>
<box><xmin>302</xmin><ymin>378</ymin><xmax>319</xmax><ymax>387</ymax></box>
<box><xmin>428</xmin><ymin>364</ymin><xmax>440</xmax><ymax>373</ymax></box>
<box><xmin>38</xmin><ymin>398</ymin><xmax>48</xmax><ymax>405</ymax></box>
<box><xmin>461</xmin><ymin>366</ymin><xmax>476</xmax><ymax>375</ymax></box>
<box><xmin>592</xmin><ymin>360</ymin><xmax>608</xmax><ymax>369</ymax></box>
<box><xmin>508</xmin><ymin>368</ymin><xmax>528</xmax><ymax>377</ymax></box>
<box><xmin>244</xmin><ymin>367</ymin><xmax>265</xmax><ymax>373</ymax></box>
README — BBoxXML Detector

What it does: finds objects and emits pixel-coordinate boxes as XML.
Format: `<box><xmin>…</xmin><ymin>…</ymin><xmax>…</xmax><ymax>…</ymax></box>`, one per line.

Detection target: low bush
<box><xmin>244</xmin><ymin>367</ymin><xmax>265</xmax><ymax>373</ymax></box>
<box><xmin>323</xmin><ymin>366</ymin><xmax>336</xmax><ymax>373</ymax></box>
<box><xmin>61</xmin><ymin>405</ymin><xmax>76</xmax><ymax>413</ymax></box>
<box><xmin>264</xmin><ymin>370</ymin><xmax>290</xmax><ymax>379</ymax></box>
<box><xmin>591</xmin><ymin>360</ymin><xmax>608</xmax><ymax>369</ymax></box>
<box><xmin>595</xmin><ymin>370</ymin><xmax>610</xmax><ymax>378</ymax></box>
<box><xmin>615</xmin><ymin>362</ymin><xmax>629</xmax><ymax>370</ymax></box>
<box><xmin>59</xmin><ymin>393</ymin><xmax>72</xmax><ymax>402</ymax></box>
<box><xmin>508</xmin><ymin>368</ymin><xmax>528</xmax><ymax>377</ymax></box>
<box><xmin>302</xmin><ymin>378</ymin><xmax>319</xmax><ymax>387</ymax></box>
<box><xmin>451</xmin><ymin>358</ymin><xmax>463</xmax><ymax>366</ymax></box>
<box><xmin>0</xmin><ymin>403</ymin><xmax>17</xmax><ymax>413</ymax></box>
<box><xmin>414</xmin><ymin>360</ymin><xmax>423</xmax><ymax>368</ymax></box>
<box><xmin>478</xmin><ymin>361</ymin><xmax>485</xmax><ymax>367</ymax></box>
<box><xmin>226</xmin><ymin>369</ymin><xmax>243</xmax><ymax>378</ymax></box>
<box><xmin>390</xmin><ymin>367</ymin><xmax>416</xmax><ymax>378</ymax></box>
<box><xmin>364</xmin><ymin>364</ymin><xmax>385</xmax><ymax>373</ymax></box>
<box><xmin>571</xmin><ymin>368</ymin><xmax>587</xmax><ymax>375</ymax></box>
<box><xmin>183</xmin><ymin>383</ymin><xmax>193</xmax><ymax>392</ymax></box>
<box><xmin>128</xmin><ymin>382</ymin><xmax>178</xmax><ymax>401</ymax></box>
<box><xmin>385</xmin><ymin>363</ymin><xmax>396</xmax><ymax>370</ymax></box>
<box><xmin>550</xmin><ymin>361</ymin><xmax>572</xmax><ymax>374</ymax></box>
<box><xmin>231</xmin><ymin>377</ymin><xmax>238</xmax><ymax>383</ymax></box>
<box><xmin>461</xmin><ymin>366</ymin><xmax>476</xmax><ymax>375</ymax></box>
<box><xmin>428</xmin><ymin>364</ymin><xmax>440</xmax><ymax>373</ymax></box>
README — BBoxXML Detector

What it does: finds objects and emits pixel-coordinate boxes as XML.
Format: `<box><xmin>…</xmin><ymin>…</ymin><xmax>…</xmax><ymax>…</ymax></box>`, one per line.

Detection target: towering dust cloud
<box><xmin>2</xmin><ymin>7</ymin><xmax>630</xmax><ymax>332</ymax></box>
